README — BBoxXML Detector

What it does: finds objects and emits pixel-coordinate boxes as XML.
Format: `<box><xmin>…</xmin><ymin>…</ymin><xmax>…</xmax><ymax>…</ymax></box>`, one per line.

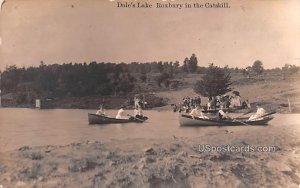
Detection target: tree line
<box><xmin>0</xmin><ymin>60</ymin><xmax>182</xmax><ymax>101</ymax></box>
<box><xmin>0</xmin><ymin>55</ymin><xmax>299</xmax><ymax>104</ymax></box>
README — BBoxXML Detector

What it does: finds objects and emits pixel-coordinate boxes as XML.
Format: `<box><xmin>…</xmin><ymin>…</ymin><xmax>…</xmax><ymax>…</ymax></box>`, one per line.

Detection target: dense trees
<box><xmin>252</xmin><ymin>60</ymin><xmax>264</xmax><ymax>75</ymax></box>
<box><xmin>189</xmin><ymin>54</ymin><xmax>198</xmax><ymax>72</ymax></box>
<box><xmin>282</xmin><ymin>64</ymin><xmax>299</xmax><ymax>75</ymax></box>
<box><xmin>282</xmin><ymin>64</ymin><xmax>299</xmax><ymax>79</ymax></box>
<box><xmin>0</xmin><ymin>61</ymin><xmax>183</xmax><ymax>99</ymax></box>
<box><xmin>193</xmin><ymin>64</ymin><xmax>232</xmax><ymax>98</ymax></box>
<box><xmin>182</xmin><ymin>54</ymin><xmax>198</xmax><ymax>73</ymax></box>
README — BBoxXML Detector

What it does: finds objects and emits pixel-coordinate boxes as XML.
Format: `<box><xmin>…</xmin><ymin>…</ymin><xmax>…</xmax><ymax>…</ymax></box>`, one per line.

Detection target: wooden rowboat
<box><xmin>179</xmin><ymin>114</ymin><xmax>274</xmax><ymax>126</ymax></box>
<box><xmin>88</xmin><ymin>113</ymin><xmax>148</xmax><ymax>124</ymax></box>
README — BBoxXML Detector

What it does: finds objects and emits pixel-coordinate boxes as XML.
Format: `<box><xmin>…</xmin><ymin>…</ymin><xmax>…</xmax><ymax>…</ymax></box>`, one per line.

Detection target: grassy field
<box><xmin>155</xmin><ymin>71</ymin><xmax>300</xmax><ymax>113</ymax></box>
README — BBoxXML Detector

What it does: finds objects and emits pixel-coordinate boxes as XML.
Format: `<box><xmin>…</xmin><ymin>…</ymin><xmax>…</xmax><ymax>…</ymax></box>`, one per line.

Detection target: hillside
<box><xmin>155</xmin><ymin>71</ymin><xmax>300</xmax><ymax>113</ymax></box>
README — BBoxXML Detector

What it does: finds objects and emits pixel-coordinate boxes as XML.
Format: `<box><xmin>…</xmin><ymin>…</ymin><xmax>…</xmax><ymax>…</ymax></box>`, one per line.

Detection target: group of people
<box><xmin>207</xmin><ymin>91</ymin><xmax>251</xmax><ymax>110</ymax></box>
<box><xmin>190</xmin><ymin>103</ymin><xmax>266</xmax><ymax>121</ymax></box>
<box><xmin>182</xmin><ymin>96</ymin><xmax>202</xmax><ymax>110</ymax></box>
<box><xmin>172</xmin><ymin>96</ymin><xmax>202</xmax><ymax>113</ymax></box>
<box><xmin>174</xmin><ymin>91</ymin><xmax>251</xmax><ymax>113</ymax></box>
<box><xmin>96</xmin><ymin>104</ymin><xmax>144</xmax><ymax>120</ymax></box>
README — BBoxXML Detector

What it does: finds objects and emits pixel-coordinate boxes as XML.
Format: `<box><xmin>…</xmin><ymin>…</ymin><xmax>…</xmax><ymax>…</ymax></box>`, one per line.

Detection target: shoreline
<box><xmin>0</xmin><ymin>105</ymin><xmax>299</xmax><ymax>114</ymax></box>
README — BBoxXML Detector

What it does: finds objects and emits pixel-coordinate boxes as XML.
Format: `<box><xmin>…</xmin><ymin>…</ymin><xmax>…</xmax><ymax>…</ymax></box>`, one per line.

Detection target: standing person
<box><xmin>116</xmin><ymin>105</ymin><xmax>128</xmax><ymax>119</ymax></box>
<box><xmin>230</xmin><ymin>91</ymin><xmax>242</xmax><ymax>108</ymax></box>
<box><xmin>197</xmin><ymin>96</ymin><xmax>201</xmax><ymax>106</ymax></box>
<box><xmin>211</xmin><ymin>96</ymin><xmax>217</xmax><ymax>110</ymax></box>
<box><xmin>207</xmin><ymin>97</ymin><xmax>212</xmax><ymax>110</ymax></box>
<box><xmin>96</xmin><ymin>105</ymin><xmax>106</xmax><ymax>116</ymax></box>
<box><xmin>223</xmin><ymin>95</ymin><xmax>231</xmax><ymax>108</ymax></box>
<box><xmin>248</xmin><ymin>104</ymin><xmax>266</xmax><ymax>120</ymax></box>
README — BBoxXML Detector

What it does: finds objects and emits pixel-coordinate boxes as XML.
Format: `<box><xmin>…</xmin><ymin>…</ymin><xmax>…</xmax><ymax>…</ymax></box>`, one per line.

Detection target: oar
<box><xmin>229</xmin><ymin>110</ymin><xmax>252</xmax><ymax>125</ymax></box>
<box><xmin>231</xmin><ymin>110</ymin><xmax>254</xmax><ymax>126</ymax></box>
<box><xmin>248</xmin><ymin>111</ymin><xmax>276</xmax><ymax>121</ymax></box>
<box><xmin>233</xmin><ymin>111</ymin><xmax>276</xmax><ymax>126</ymax></box>
<box><xmin>235</xmin><ymin>109</ymin><xmax>253</xmax><ymax>119</ymax></box>
<box><xmin>232</xmin><ymin>118</ymin><xmax>251</xmax><ymax>126</ymax></box>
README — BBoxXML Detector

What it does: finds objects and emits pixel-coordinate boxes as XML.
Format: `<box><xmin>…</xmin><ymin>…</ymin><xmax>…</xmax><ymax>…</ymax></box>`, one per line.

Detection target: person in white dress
<box><xmin>189</xmin><ymin>105</ymin><xmax>208</xmax><ymax>119</ymax></box>
<box><xmin>116</xmin><ymin>106</ymin><xmax>128</xmax><ymax>119</ymax></box>
<box><xmin>248</xmin><ymin>104</ymin><xmax>266</xmax><ymax>121</ymax></box>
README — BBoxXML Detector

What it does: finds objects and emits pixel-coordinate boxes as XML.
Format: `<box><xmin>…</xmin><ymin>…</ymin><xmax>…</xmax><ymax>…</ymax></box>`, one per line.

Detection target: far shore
<box><xmin>2</xmin><ymin>71</ymin><xmax>300</xmax><ymax>114</ymax></box>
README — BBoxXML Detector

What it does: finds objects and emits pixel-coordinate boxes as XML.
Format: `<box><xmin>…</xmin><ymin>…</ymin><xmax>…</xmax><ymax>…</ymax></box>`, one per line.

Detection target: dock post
<box><xmin>288</xmin><ymin>98</ymin><xmax>292</xmax><ymax>113</ymax></box>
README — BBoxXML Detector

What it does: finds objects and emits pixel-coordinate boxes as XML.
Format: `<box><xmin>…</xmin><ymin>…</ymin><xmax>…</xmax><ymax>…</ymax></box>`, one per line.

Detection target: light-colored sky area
<box><xmin>0</xmin><ymin>0</ymin><xmax>299</xmax><ymax>71</ymax></box>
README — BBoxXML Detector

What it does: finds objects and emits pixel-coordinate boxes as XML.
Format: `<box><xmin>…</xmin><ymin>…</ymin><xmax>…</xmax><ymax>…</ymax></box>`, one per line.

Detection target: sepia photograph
<box><xmin>0</xmin><ymin>0</ymin><xmax>300</xmax><ymax>187</ymax></box>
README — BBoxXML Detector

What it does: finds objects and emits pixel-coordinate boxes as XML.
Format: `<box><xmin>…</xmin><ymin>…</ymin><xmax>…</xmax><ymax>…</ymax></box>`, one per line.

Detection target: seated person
<box><xmin>189</xmin><ymin>105</ymin><xmax>208</xmax><ymax>119</ymax></box>
<box><xmin>116</xmin><ymin>105</ymin><xmax>128</xmax><ymax>119</ymax></box>
<box><xmin>218</xmin><ymin>108</ymin><xmax>231</xmax><ymax>120</ymax></box>
<box><xmin>134</xmin><ymin>106</ymin><xmax>144</xmax><ymax>119</ymax></box>
<box><xmin>96</xmin><ymin>105</ymin><xmax>106</xmax><ymax>116</ymax></box>
<box><xmin>248</xmin><ymin>104</ymin><xmax>266</xmax><ymax>121</ymax></box>
<box><xmin>242</xmin><ymin>100</ymin><xmax>251</xmax><ymax>109</ymax></box>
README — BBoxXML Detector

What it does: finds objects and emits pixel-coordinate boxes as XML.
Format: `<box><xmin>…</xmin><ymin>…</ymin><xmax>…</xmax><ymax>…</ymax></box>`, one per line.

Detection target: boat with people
<box><xmin>88</xmin><ymin>113</ymin><xmax>148</xmax><ymax>124</ymax></box>
<box><xmin>179</xmin><ymin>111</ymin><xmax>275</xmax><ymax>126</ymax></box>
<box><xmin>89</xmin><ymin>102</ymin><xmax>148</xmax><ymax>125</ymax></box>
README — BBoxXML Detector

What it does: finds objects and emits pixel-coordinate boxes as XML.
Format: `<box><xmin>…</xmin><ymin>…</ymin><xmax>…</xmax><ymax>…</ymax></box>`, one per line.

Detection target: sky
<box><xmin>0</xmin><ymin>0</ymin><xmax>300</xmax><ymax>71</ymax></box>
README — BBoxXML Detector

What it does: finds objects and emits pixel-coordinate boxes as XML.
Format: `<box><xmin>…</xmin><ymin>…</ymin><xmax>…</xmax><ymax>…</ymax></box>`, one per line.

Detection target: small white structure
<box><xmin>35</xmin><ymin>99</ymin><xmax>41</xmax><ymax>108</ymax></box>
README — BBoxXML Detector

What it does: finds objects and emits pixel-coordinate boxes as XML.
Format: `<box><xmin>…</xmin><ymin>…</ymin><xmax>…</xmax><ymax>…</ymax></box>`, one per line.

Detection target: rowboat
<box><xmin>179</xmin><ymin>114</ymin><xmax>274</xmax><ymax>126</ymax></box>
<box><xmin>88</xmin><ymin>113</ymin><xmax>148</xmax><ymax>124</ymax></box>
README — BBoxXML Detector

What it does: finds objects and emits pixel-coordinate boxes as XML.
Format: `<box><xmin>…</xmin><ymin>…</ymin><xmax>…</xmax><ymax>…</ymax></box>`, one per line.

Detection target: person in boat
<box><xmin>242</xmin><ymin>99</ymin><xmax>251</xmax><ymax>109</ymax></box>
<box><xmin>116</xmin><ymin>105</ymin><xmax>128</xmax><ymax>119</ymax></box>
<box><xmin>189</xmin><ymin>105</ymin><xmax>208</xmax><ymax>119</ymax></box>
<box><xmin>218</xmin><ymin>106</ymin><xmax>231</xmax><ymax>120</ymax></box>
<box><xmin>134</xmin><ymin>106</ymin><xmax>144</xmax><ymax>119</ymax></box>
<box><xmin>96</xmin><ymin>105</ymin><xmax>106</xmax><ymax>116</ymax></box>
<box><xmin>248</xmin><ymin>104</ymin><xmax>266</xmax><ymax>121</ymax></box>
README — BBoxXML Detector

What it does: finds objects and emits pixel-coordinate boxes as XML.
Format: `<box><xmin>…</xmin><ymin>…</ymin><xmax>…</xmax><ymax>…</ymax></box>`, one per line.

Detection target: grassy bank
<box><xmin>156</xmin><ymin>72</ymin><xmax>300</xmax><ymax>113</ymax></box>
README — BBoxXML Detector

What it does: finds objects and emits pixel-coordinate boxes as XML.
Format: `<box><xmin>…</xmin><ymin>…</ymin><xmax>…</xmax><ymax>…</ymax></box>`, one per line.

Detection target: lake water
<box><xmin>0</xmin><ymin>108</ymin><xmax>299</xmax><ymax>151</ymax></box>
